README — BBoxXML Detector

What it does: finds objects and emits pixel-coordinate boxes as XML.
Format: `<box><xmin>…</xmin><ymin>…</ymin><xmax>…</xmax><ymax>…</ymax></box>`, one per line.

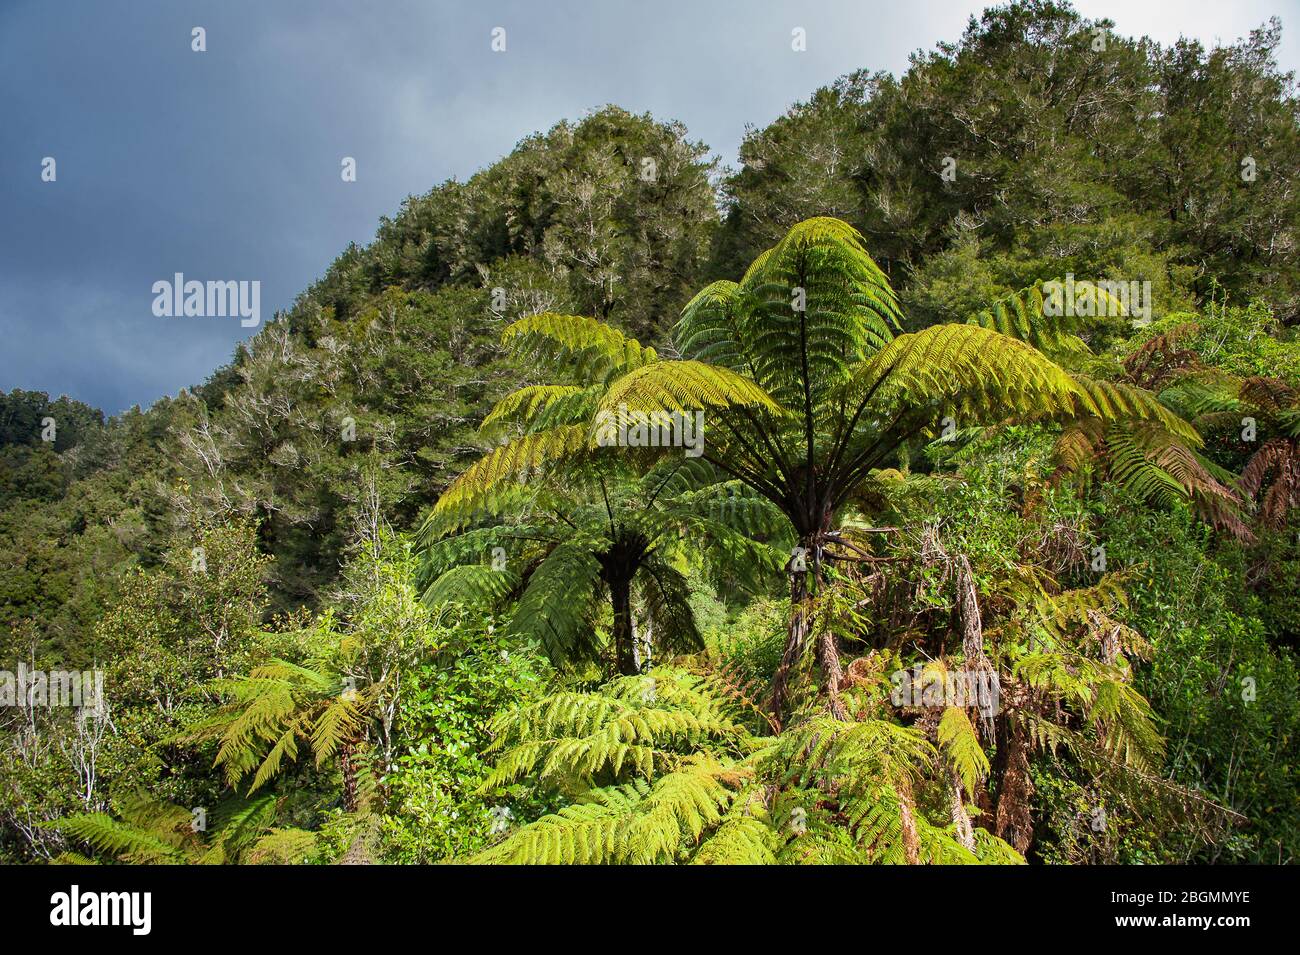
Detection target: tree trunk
<box><xmin>769</xmin><ymin>543</ymin><xmax>813</xmax><ymax>726</ymax></box>
<box><xmin>611</xmin><ymin>575</ymin><xmax>638</xmax><ymax>676</ymax></box>
<box><xmin>897</xmin><ymin>776</ymin><xmax>922</xmax><ymax>864</ymax></box>
<box><xmin>818</xmin><ymin>626</ymin><xmax>847</xmax><ymax>721</ymax></box>
<box><xmin>770</xmin><ymin>531</ymin><xmax>847</xmax><ymax>725</ymax></box>
<box><xmin>340</xmin><ymin>739</ymin><xmax>358</xmax><ymax>814</ymax></box>
<box><xmin>993</xmin><ymin>716</ymin><xmax>1035</xmax><ymax>854</ymax></box>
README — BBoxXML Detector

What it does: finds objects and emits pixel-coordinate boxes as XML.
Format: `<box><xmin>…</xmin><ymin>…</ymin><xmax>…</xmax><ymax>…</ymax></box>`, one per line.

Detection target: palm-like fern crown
<box><xmin>417</xmin><ymin>312</ymin><xmax>791</xmax><ymax>671</ymax></box>
<box><xmin>678</xmin><ymin>217</ymin><xmax>903</xmax><ymax>414</ymax></box>
<box><xmin>667</xmin><ymin>219</ymin><xmax>1181</xmax><ymax>536</ymax></box>
<box><xmin>433</xmin><ymin>218</ymin><xmax>1189</xmax><ymax>543</ymax></box>
<box><xmin>418</xmin><ymin>457</ymin><xmax>790</xmax><ymax>671</ymax></box>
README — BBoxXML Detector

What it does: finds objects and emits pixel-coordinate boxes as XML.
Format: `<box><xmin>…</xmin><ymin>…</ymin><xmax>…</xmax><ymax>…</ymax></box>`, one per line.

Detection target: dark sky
<box><xmin>2</xmin><ymin>0</ymin><xmax>1294</xmax><ymax>415</ymax></box>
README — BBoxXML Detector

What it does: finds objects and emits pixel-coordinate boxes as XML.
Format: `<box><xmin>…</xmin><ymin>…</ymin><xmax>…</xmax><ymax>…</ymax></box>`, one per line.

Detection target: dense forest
<box><xmin>2</xmin><ymin>1</ymin><xmax>1298</xmax><ymax>865</ymax></box>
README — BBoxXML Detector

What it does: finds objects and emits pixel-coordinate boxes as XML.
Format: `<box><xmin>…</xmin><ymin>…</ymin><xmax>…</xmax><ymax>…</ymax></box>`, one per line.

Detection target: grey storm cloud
<box><xmin>0</xmin><ymin>0</ymin><xmax>1293</xmax><ymax>414</ymax></box>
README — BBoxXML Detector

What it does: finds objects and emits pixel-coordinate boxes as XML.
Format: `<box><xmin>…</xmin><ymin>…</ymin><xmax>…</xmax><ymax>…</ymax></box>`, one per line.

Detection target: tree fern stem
<box><xmin>817</xmin><ymin>625</ymin><xmax>847</xmax><ymax>721</ymax></box>
<box><xmin>770</xmin><ymin>541</ymin><xmax>813</xmax><ymax>725</ymax></box>
<box><xmin>340</xmin><ymin>738</ymin><xmax>358</xmax><ymax>814</ymax></box>
<box><xmin>610</xmin><ymin>574</ymin><xmax>638</xmax><ymax>676</ymax></box>
<box><xmin>896</xmin><ymin>775</ymin><xmax>922</xmax><ymax>864</ymax></box>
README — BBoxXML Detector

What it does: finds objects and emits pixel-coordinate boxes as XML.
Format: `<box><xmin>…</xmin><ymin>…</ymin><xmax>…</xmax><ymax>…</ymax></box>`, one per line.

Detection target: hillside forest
<box><xmin>2</xmin><ymin>1</ymin><xmax>1298</xmax><ymax>865</ymax></box>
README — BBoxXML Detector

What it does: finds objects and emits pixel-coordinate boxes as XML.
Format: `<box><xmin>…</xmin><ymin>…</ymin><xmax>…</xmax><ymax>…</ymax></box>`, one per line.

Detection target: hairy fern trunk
<box><xmin>770</xmin><ymin>524</ymin><xmax>848</xmax><ymax>725</ymax></box>
<box><xmin>769</xmin><ymin>552</ymin><xmax>810</xmax><ymax>725</ymax></box>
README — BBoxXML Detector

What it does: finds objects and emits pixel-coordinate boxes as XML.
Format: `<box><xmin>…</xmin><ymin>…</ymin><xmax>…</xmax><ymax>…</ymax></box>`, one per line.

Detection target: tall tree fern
<box><xmin>645</xmin><ymin>218</ymin><xmax>1190</xmax><ymax>719</ymax></box>
<box><xmin>420</xmin><ymin>313</ymin><xmax>790</xmax><ymax>676</ymax></box>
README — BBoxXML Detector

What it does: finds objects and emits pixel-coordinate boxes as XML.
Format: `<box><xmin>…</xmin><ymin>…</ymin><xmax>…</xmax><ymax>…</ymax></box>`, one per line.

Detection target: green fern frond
<box><xmin>600</xmin><ymin>360</ymin><xmax>783</xmax><ymax>419</ymax></box>
<box><xmin>246</xmin><ymin>828</ymin><xmax>319</xmax><ymax>865</ymax></box>
<box><xmin>51</xmin><ymin>812</ymin><xmax>192</xmax><ymax>865</ymax></box>
<box><xmin>502</xmin><ymin>540</ymin><xmax>605</xmax><ymax>667</ymax></box>
<box><xmin>1090</xmin><ymin>678</ymin><xmax>1166</xmax><ymax>773</ymax></box>
<box><xmin>433</xmin><ymin>424</ymin><xmax>591</xmax><ymax>522</ymax></box>
<box><xmin>971</xmin><ymin>827</ymin><xmax>1027</xmax><ymax>864</ymax></box>
<box><xmin>473</xmin><ymin>758</ymin><xmax>741</xmax><ymax>865</ymax></box>
<box><xmin>849</xmin><ymin>323</ymin><xmax>1086</xmax><ymax>421</ymax></box>
<box><xmin>966</xmin><ymin>281</ymin><xmax>1093</xmax><ymax>356</ymax></box>
<box><xmin>690</xmin><ymin>812</ymin><xmax>779</xmax><ymax>864</ymax></box>
<box><xmin>938</xmin><ymin>706</ymin><xmax>990</xmax><ymax>799</ymax></box>
<box><xmin>479</xmin><ymin>384</ymin><xmax>588</xmax><ymax>440</ymax></box>
<box><xmin>1070</xmin><ymin>376</ymin><xmax>1202</xmax><ymax>444</ymax></box>
<box><xmin>420</xmin><ymin>563</ymin><xmax>520</xmax><ymax>609</ymax></box>
<box><xmin>502</xmin><ymin>312</ymin><xmax>656</xmax><ymax>380</ymax></box>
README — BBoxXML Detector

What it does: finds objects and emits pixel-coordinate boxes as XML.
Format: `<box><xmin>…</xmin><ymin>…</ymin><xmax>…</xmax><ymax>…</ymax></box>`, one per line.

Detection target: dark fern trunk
<box><xmin>610</xmin><ymin>573</ymin><xmax>639</xmax><ymax>676</ymax></box>
<box><xmin>769</xmin><ymin>557</ymin><xmax>810</xmax><ymax>727</ymax></box>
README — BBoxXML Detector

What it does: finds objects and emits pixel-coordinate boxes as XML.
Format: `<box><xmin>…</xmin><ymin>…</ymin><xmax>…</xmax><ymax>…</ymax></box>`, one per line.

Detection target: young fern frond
<box><xmin>472</xmin><ymin>670</ymin><xmax>772</xmax><ymax>864</ymax></box>
<box><xmin>1090</xmin><ymin>678</ymin><xmax>1166</xmax><ymax>774</ymax></box>
<box><xmin>771</xmin><ymin>714</ymin><xmax>935</xmax><ymax>790</ymax></box>
<box><xmin>971</xmin><ymin>827</ymin><xmax>1029</xmax><ymax>865</ymax></box>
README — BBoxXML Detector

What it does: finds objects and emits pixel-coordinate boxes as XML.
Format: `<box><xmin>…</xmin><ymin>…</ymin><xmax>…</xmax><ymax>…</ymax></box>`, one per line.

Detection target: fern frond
<box><xmin>51</xmin><ymin>812</ymin><xmax>191</xmax><ymax>864</ymax></box>
<box><xmin>938</xmin><ymin>706</ymin><xmax>990</xmax><ymax>799</ymax></box>
<box><xmin>502</xmin><ymin>539</ymin><xmax>605</xmax><ymax>667</ymax></box>
<box><xmin>966</xmin><ymin>281</ymin><xmax>1092</xmax><ymax>356</ymax></box>
<box><xmin>420</xmin><ymin>563</ymin><xmax>520</xmax><ymax>609</ymax></box>
<box><xmin>600</xmin><ymin>360</ymin><xmax>783</xmax><ymax>418</ymax></box>
<box><xmin>433</xmin><ymin>425</ymin><xmax>591</xmax><ymax>519</ymax></box>
<box><xmin>848</xmin><ymin>323</ymin><xmax>1085</xmax><ymax>422</ymax></box>
<box><xmin>502</xmin><ymin>312</ymin><xmax>656</xmax><ymax>379</ymax></box>
<box><xmin>479</xmin><ymin>385</ymin><xmax>588</xmax><ymax>440</ymax></box>
<box><xmin>690</xmin><ymin>812</ymin><xmax>779</xmax><ymax>864</ymax></box>
<box><xmin>246</xmin><ymin>827</ymin><xmax>318</xmax><ymax>865</ymax></box>
<box><xmin>1070</xmin><ymin>375</ymin><xmax>1201</xmax><ymax>444</ymax></box>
